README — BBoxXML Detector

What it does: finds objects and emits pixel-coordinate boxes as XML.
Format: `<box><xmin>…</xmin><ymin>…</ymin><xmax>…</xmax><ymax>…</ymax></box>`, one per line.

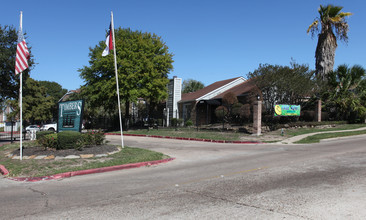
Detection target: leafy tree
<box><xmin>216</xmin><ymin>93</ymin><xmax>248</xmax><ymax>124</ymax></box>
<box><xmin>247</xmin><ymin>62</ymin><xmax>315</xmax><ymax>115</ymax></box>
<box><xmin>66</xmin><ymin>89</ymin><xmax>122</xmax><ymax>130</ymax></box>
<box><xmin>231</xmin><ymin>102</ymin><xmax>243</xmax><ymax>123</ymax></box>
<box><xmin>221</xmin><ymin>92</ymin><xmax>240</xmax><ymax>123</ymax></box>
<box><xmin>38</xmin><ymin>80</ymin><xmax>68</xmax><ymax>119</ymax></box>
<box><xmin>38</xmin><ymin>81</ymin><xmax>68</xmax><ymax>101</ymax></box>
<box><xmin>239</xmin><ymin>104</ymin><xmax>251</xmax><ymax>122</ymax></box>
<box><xmin>222</xmin><ymin>92</ymin><xmax>238</xmax><ymax>106</ymax></box>
<box><xmin>79</xmin><ymin>28</ymin><xmax>174</xmax><ymax>126</ymax></box>
<box><xmin>7</xmin><ymin>78</ymin><xmax>54</xmax><ymax>124</ymax></box>
<box><xmin>322</xmin><ymin>64</ymin><xmax>366</xmax><ymax>122</ymax></box>
<box><xmin>307</xmin><ymin>4</ymin><xmax>352</xmax><ymax>80</ymax></box>
<box><xmin>182</xmin><ymin>79</ymin><xmax>204</xmax><ymax>93</ymax></box>
<box><xmin>214</xmin><ymin>106</ymin><xmax>228</xmax><ymax>121</ymax></box>
<box><xmin>0</xmin><ymin>25</ymin><xmax>34</xmax><ymax>103</ymax></box>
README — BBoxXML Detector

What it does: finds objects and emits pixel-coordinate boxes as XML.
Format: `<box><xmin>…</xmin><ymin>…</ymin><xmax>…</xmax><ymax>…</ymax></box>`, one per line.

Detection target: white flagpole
<box><xmin>111</xmin><ymin>11</ymin><xmax>124</xmax><ymax>148</ymax></box>
<box><xmin>19</xmin><ymin>11</ymin><xmax>23</xmax><ymax>160</ymax></box>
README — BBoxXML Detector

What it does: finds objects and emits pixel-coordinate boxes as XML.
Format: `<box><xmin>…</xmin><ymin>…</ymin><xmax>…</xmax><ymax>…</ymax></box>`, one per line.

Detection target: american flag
<box><xmin>15</xmin><ymin>28</ymin><xmax>29</xmax><ymax>75</ymax></box>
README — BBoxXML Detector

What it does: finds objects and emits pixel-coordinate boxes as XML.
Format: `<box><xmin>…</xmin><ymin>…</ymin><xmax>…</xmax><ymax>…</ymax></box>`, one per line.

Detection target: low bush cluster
<box><xmin>57</xmin><ymin>131</ymin><xmax>82</xmax><ymax>150</ymax></box>
<box><xmin>171</xmin><ymin>118</ymin><xmax>183</xmax><ymax>127</ymax></box>
<box><xmin>37</xmin><ymin>133</ymin><xmax>57</xmax><ymax>150</ymax></box>
<box><xmin>82</xmin><ymin>130</ymin><xmax>105</xmax><ymax>146</ymax></box>
<box><xmin>37</xmin><ymin>131</ymin><xmax>54</xmax><ymax>140</ymax></box>
<box><xmin>185</xmin><ymin>120</ymin><xmax>193</xmax><ymax>127</ymax></box>
<box><xmin>37</xmin><ymin>130</ymin><xmax>106</xmax><ymax>150</ymax></box>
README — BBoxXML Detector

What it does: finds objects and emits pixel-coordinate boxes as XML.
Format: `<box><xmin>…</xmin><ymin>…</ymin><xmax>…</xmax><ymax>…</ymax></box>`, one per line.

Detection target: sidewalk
<box><xmin>278</xmin><ymin>126</ymin><xmax>366</xmax><ymax>144</ymax></box>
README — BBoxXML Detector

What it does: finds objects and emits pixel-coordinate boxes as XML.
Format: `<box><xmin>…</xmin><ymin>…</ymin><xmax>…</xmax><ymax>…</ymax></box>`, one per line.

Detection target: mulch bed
<box><xmin>11</xmin><ymin>145</ymin><xmax>119</xmax><ymax>157</ymax></box>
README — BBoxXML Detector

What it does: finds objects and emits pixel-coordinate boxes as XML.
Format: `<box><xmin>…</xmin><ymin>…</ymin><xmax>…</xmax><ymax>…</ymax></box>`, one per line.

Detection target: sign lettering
<box><xmin>274</xmin><ymin>104</ymin><xmax>301</xmax><ymax>116</ymax></box>
<box><xmin>58</xmin><ymin>100</ymin><xmax>84</xmax><ymax>132</ymax></box>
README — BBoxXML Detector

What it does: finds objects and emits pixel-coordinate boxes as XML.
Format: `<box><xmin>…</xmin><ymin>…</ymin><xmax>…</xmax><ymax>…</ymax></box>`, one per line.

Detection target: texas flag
<box><xmin>102</xmin><ymin>23</ymin><xmax>113</xmax><ymax>56</ymax></box>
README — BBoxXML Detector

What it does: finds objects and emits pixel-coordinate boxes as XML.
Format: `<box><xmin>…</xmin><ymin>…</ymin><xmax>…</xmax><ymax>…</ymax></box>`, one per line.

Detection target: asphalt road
<box><xmin>1</xmin><ymin>135</ymin><xmax>366</xmax><ymax>219</ymax></box>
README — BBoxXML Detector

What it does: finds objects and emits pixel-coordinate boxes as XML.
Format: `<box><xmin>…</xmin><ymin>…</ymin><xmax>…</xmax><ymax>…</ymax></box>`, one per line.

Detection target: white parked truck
<box><xmin>40</xmin><ymin>123</ymin><xmax>57</xmax><ymax>131</ymax></box>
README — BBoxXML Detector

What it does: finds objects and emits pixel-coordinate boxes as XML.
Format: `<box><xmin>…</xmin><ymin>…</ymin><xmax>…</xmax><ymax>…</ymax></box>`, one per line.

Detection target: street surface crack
<box><xmin>28</xmin><ymin>187</ymin><xmax>50</xmax><ymax>209</ymax></box>
<box><xmin>29</xmin><ymin>187</ymin><xmax>47</xmax><ymax>196</ymax></box>
<box><xmin>183</xmin><ymin>189</ymin><xmax>311</xmax><ymax>219</ymax></box>
<box><xmin>11</xmin><ymin>187</ymin><xmax>54</xmax><ymax>219</ymax></box>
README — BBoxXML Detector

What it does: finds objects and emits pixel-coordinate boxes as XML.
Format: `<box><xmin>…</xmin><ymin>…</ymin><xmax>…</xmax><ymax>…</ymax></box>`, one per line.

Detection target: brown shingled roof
<box><xmin>213</xmin><ymin>78</ymin><xmax>258</xmax><ymax>99</ymax></box>
<box><xmin>180</xmin><ymin>77</ymin><xmax>241</xmax><ymax>102</ymax></box>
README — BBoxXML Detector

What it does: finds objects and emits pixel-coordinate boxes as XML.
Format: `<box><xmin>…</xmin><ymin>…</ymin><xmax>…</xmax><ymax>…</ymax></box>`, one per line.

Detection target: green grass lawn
<box><xmin>294</xmin><ymin>129</ymin><xmax>366</xmax><ymax>144</ymax></box>
<box><xmin>0</xmin><ymin>142</ymin><xmax>167</xmax><ymax>177</ymax></box>
<box><xmin>121</xmin><ymin>123</ymin><xmax>366</xmax><ymax>142</ymax></box>
<box><xmin>124</xmin><ymin>127</ymin><xmax>242</xmax><ymax>141</ymax></box>
<box><xmin>285</xmin><ymin>124</ymin><xmax>366</xmax><ymax>136</ymax></box>
<box><xmin>119</xmin><ymin>123</ymin><xmax>366</xmax><ymax>144</ymax></box>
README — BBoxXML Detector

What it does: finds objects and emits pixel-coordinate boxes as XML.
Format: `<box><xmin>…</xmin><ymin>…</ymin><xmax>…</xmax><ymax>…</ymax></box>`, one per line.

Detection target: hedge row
<box><xmin>37</xmin><ymin>130</ymin><xmax>105</xmax><ymax>150</ymax></box>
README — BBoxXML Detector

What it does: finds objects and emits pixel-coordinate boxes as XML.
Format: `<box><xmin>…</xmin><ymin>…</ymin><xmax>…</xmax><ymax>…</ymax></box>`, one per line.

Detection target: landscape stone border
<box><xmin>5</xmin><ymin>147</ymin><xmax>122</xmax><ymax>160</ymax></box>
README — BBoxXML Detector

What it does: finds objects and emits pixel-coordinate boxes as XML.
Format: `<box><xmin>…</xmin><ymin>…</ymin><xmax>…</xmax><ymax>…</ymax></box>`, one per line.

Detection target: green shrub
<box><xmin>177</xmin><ymin>119</ymin><xmax>183</xmax><ymax>126</ymax></box>
<box><xmin>82</xmin><ymin>130</ymin><xmax>105</xmax><ymax>146</ymax></box>
<box><xmin>300</xmin><ymin>110</ymin><xmax>315</xmax><ymax>122</ymax></box>
<box><xmin>82</xmin><ymin>132</ymin><xmax>93</xmax><ymax>146</ymax></box>
<box><xmin>157</xmin><ymin>119</ymin><xmax>163</xmax><ymax>126</ymax></box>
<box><xmin>185</xmin><ymin>120</ymin><xmax>193</xmax><ymax>127</ymax></box>
<box><xmin>37</xmin><ymin>130</ymin><xmax>54</xmax><ymax>140</ymax></box>
<box><xmin>215</xmin><ymin>106</ymin><xmax>228</xmax><ymax>120</ymax></box>
<box><xmin>171</xmin><ymin>118</ymin><xmax>178</xmax><ymax>126</ymax></box>
<box><xmin>74</xmin><ymin>138</ymin><xmax>85</xmax><ymax>151</ymax></box>
<box><xmin>37</xmin><ymin>133</ymin><xmax>57</xmax><ymax>150</ymax></box>
<box><xmin>239</xmin><ymin>104</ymin><xmax>251</xmax><ymax>121</ymax></box>
<box><xmin>171</xmin><ymin>118</ymin><xmax>183</xmax><ymax>127</ymax></box>
<box><xmin>57</xmin><ymin>131</ymin><xmax>82</xmax><ymax>150</ymax></box>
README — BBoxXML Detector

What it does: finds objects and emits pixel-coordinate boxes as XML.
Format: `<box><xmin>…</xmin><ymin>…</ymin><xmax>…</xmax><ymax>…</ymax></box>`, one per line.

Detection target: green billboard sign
<box><xmin>58</xmin><ymin>100</ymin><xmax>84</xmax><ymax>132</ymax></box>
<box><xmin>274</xmin><ymin>104</ymin><xmax>301</xmax><ymax>116</ymax></box>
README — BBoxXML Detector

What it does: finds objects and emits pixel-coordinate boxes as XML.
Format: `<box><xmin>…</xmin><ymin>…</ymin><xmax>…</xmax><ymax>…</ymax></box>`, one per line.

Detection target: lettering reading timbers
<box><xmin>58</xmin><ymin>100</ymin><xmax>85</xmax><ymax>132</ymax></box>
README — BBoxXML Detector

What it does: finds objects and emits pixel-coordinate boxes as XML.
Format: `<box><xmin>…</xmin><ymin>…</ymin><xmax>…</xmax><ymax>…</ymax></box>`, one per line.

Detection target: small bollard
<box><xmin>30</xmin><ymin>130</ymin><xmax>37</xmax><ymax>140</ymax></box>
<box><xmin>281</xmin><ymin>128</ymin><xmax>284</xmax><ymax>136</ymax></box>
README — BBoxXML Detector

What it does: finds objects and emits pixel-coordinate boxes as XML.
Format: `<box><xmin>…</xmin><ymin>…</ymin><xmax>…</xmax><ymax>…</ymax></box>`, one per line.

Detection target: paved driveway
<box><xmin>1</xmin><ymin>135</ymin><xmax>366</xmax><ymax>219</ymax></box>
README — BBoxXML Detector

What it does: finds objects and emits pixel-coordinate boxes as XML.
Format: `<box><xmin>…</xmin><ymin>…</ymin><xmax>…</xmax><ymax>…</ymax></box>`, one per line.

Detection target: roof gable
<box><xmin>213</xmin><ymin>78</ymin><xmax>258</xmax><ymax>99</ymax></box>
<box><xmin>180</xmin><ymin>77</ymin><xmax>246</xmax><ymax>103</ymax></box>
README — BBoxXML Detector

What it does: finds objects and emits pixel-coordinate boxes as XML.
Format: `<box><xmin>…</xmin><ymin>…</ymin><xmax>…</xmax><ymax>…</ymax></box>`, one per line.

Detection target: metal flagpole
<box><xmin>111</xmin><ymin>11</ymin><xmax>124</xmax><ymax>148</ymax></box>
<box><xmin>19</xmin><ymin>11</ymin><xmax>23</xmax><ymax>160</ymax></box>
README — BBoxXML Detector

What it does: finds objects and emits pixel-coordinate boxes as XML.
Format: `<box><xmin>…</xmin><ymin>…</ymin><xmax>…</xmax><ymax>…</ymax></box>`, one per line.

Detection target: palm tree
<box><xmin>326</xmin><ymin>64</ymin><xmax>366</xmax><ymax>121</ymax></box>
<box><xmin>307</xmin><ymin>4</ymin><xmax>352</xmax><ymax>81</ymax></box>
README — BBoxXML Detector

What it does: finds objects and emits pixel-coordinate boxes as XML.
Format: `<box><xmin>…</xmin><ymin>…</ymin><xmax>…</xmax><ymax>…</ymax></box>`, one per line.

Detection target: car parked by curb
<box><xmin>25</xmin><ymin>125</ymin><xmax>40</xmax><ymax>133</ymax></box>
<box><xmin>40</xmin><ymin>123</ymin><xmax>57</xmax><ymax>131</ymax></box>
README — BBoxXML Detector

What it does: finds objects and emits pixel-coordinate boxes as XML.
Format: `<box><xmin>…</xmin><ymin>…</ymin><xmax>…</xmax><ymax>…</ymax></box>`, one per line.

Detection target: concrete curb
<box><xmin>2</xmin><ymin>157</ymin><xmax>175</xmax><ymax>182</ymax></box>
<box><xmin>0</xmin><ymin>165</ymin><xmax>9</xmax><ymax>175</ymax></box>
<box><xmin>105</xmin><ymin>133</ymin><xmax>263</xmax><ymax>144</ymax></box>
